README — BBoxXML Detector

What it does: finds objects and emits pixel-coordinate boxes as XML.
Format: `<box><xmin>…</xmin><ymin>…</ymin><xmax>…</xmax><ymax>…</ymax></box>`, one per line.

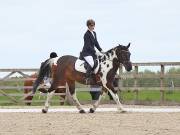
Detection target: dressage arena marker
<box><xmin>1</xmin><ymin>107</ymin><xmax>180</xmax><ymax>113</ymax></box>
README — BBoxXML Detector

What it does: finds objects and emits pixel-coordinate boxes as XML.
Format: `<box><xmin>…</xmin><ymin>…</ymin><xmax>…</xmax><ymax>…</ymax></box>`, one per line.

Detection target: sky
<box><xmin>0</xmin><ymin>0</ymin><xmax>180</xmax><ymax>68</ymax></box>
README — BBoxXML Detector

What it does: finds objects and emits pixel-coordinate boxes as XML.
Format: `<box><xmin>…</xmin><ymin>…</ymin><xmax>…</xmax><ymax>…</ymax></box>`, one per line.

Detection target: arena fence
<box><xmin>118</xmin><ymin>62</ymin><xmax>180</xmax><ymax>103</ymax></box>
<box><xmin>0</xmin><ymin>62</ymin><xmax>180</xmax><ymax>105</ymax></box>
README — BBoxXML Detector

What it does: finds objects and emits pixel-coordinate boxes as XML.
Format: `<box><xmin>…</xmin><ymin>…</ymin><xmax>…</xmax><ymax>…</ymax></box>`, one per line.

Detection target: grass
<box><xmin>165</xmin><ymin>91</ymin><xmax>180</xmax><ymax>102</ymax></box>
<box><xmin>76</xmin><ymin>91</ymin><xmax>92</xmax><ymax>100</ymax></box>
<box><xmin>1</xmin><ymin>89</ymin><xmax>180</xmax><ymax>106</ymax></box>
<box><xmin>121</xmin><ymin>90</ymin><xmax>180</xmax><ymax>102</ymax></box>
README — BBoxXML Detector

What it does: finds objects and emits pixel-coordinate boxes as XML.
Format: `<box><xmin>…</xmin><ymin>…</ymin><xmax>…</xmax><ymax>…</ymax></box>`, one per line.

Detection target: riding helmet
<box><xmin>50</xmin><ymin>52</ymin><xmax>58</xmax><ymax>58</ymax></box>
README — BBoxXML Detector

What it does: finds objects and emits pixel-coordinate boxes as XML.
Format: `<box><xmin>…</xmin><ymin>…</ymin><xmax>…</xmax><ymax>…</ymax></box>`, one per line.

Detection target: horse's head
<box><xmin>116</xmin><ymin>43</ymin><xmax>132</xmax><ymax>71</ymax></box>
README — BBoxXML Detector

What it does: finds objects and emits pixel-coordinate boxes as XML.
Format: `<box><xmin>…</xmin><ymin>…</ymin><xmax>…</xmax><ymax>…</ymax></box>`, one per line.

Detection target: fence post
<box><xmin>134</xmin><ymin>66</ymin><xmax>139</xmax><ymax>101</ymax></box>
<box><xmin>160</xmin><ymin>64</ymin><xmax>165</xmax><ymax>102</ymax></box>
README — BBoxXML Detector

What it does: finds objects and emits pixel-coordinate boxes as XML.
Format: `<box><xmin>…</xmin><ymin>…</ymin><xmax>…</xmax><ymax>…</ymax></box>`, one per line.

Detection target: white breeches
<box><xmin>84</xmin><ymin>56</ymin><xmax>94</xmax><ymax>68</ymax></box>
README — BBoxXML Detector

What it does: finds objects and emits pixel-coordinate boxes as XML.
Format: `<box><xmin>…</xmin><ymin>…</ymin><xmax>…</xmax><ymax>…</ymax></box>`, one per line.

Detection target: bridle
<box><xmin>98</xmin><ymin>48</ymin><xmax>130</xmax><ymax>63</ymax></box>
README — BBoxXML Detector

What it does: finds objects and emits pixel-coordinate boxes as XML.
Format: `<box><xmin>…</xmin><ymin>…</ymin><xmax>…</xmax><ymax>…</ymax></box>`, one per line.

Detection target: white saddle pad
<box><xmin>75</xmin><ymin>59</ymin><xmax>99</xmax><ymax>74</ymax></box>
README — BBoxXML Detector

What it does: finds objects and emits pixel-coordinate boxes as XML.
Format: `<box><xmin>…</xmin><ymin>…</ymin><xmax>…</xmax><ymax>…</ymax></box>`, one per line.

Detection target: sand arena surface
<box><xmin>0</xmin><ymin>106</ymin><xmax>180</xmax><ymax>135</ymax></box>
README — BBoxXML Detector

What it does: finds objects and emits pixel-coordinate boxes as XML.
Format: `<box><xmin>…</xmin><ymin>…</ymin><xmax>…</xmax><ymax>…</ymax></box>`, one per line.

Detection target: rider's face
<box><xmin>88</xmin><ymin>25</ymin><xmax>95</xmax><ymax>31</ymax></box>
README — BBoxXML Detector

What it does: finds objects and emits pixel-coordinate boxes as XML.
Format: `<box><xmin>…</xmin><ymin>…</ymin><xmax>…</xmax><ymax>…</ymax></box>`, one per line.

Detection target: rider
<box><xmin>80</xmin><ymin>19</ymin><xmax>103</xmax><ymax>80</ymax></box>
<box><xmin>43</xmin><ymin>52</ymin><xmax>58</xmax><ymax>86</ymax></box>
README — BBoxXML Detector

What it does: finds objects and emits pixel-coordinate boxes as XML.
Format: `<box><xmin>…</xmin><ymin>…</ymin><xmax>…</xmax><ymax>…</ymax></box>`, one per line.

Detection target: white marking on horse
<box><xmin>91</xmin><ymin>49</ymin><xmax>124</xmax><ymax>112</ymax></box>
<box><xmin>49</xmin><ymin>57</ymin><xmax>59</xmax><ymax>66</ymax></box>
<box><xmin>99</xmin><ymin>49</ymin><xmax>117</xmax><ymax>86</ymax></box>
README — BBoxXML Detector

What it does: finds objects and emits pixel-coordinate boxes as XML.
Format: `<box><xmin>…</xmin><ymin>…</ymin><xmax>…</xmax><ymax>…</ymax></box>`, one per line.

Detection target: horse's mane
<box><xmin>97</xmin><ymin>46</ymin><xmax>117</xmax><ymax>62</ymax></box>
<box><xmin>105</xmin><ymin>44</ymin><xmax>128</xmax><ymax>54</ymax></box>
<box><xmin>105</xmin><ymin>46</ymin><xmax>117</xmax><ymax>54</ymax></box>
<box><xmin>97</xmin><ymin>44</ymin><xmax>127</xmax><ymax>61</ymax></box>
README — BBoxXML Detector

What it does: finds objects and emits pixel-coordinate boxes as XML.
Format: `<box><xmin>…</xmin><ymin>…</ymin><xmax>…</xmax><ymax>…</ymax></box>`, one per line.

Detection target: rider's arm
<box><xmin>94</xmin><ymin>32</ymin><xmax>102</xmax><ymax>52</ymax></box>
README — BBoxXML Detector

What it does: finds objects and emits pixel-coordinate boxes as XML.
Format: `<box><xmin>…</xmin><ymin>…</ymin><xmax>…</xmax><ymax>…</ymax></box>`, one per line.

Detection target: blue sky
<box><xmin>0</xmin><ymin>0</ymin><xmax>180</xmax><ymax>68</ymax></box>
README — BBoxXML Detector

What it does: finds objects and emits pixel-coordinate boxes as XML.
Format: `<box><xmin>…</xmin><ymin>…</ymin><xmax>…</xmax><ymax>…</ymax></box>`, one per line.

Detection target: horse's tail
<box><xmin>32</xmin><ymin>59</ymin><xmax>52</xmax><ymax>94</ymax></box>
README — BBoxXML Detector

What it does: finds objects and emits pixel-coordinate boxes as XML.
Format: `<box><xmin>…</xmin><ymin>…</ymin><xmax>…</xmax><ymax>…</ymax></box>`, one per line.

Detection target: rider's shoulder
<box><xmin>85</xmin><ymin>30</ymin><xmax>90</xmax><ymax>34</ymax></box>
<box><xmin>84</xmin><ymin>30</ymin><xmax>90</xmax><ymax>37</ymax></box>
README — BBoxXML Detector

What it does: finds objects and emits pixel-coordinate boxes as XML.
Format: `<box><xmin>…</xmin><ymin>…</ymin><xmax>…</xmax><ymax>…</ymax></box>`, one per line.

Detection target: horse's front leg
<box><xmin>107</xmin><ymin>89</ymin><xmax>126</xmax><ymax>112</ymax></box>
<box><xmin>103</xmin><ymin>82</ymin><xmax>126</xmax><ymax>113</ymax></box>
<box><xmin>42</xmin><ymin>90</ymin><xmax>55</xmax><ymax>113</ymax></box>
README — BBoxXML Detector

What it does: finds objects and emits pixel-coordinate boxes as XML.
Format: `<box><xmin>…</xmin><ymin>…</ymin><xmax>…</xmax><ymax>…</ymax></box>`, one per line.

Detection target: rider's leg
<box><xmin>84</xmin><ymin>56</ymin><xmax>94</xmax><ymax>78</ymax></box>
<box><xmin>84</xmin><ymin>56</ymin><xmax>94</xmax><ymax>68</ymax></box>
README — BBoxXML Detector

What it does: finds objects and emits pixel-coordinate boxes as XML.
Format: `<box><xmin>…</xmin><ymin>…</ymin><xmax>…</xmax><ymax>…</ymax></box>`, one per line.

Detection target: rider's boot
<box><xmin>85</xmin><ymin>65</ymin><xmax>93</xmax><ymax>84</ymax></box>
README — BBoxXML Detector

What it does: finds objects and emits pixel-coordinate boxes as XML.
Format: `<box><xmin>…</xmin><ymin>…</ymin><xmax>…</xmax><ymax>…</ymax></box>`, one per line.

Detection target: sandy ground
<box><xmin>0</xmin><ymin>109</ymin><xmax>180</xmax><ymax>135</ymax></box>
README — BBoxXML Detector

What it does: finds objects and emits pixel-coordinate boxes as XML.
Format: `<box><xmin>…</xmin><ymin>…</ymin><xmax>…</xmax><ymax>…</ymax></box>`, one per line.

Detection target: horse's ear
<box><xmin>118</xmin><ymin>44</ymin><xmax>122</xmax><ymax>47</ymax></box>
<box><xmin>127</xmin><ymin>43</ymin><xmax>131</xmax><ymax>48</ymax></box>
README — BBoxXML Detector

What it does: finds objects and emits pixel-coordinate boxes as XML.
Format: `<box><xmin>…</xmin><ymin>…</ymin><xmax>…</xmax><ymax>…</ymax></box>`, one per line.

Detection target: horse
<box><xmin>23</xmin><ymin>58</ymin><xmax>66</xmax><ymax>105</ymax></box>
<box><xmin>33</xmin><ymin>43</ymin><xmax>132</xmax><ymax>113</ymax></box>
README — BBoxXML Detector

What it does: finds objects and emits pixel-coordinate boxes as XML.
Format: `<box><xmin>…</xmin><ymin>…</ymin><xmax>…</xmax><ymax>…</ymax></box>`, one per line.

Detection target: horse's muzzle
<box><xmin>123</xmin><ymin>61</ymin><xmax>132</xmax><ymax>72</ymax></box>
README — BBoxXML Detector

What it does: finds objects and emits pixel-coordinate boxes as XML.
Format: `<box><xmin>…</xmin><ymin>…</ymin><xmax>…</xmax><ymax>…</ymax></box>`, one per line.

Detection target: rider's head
<box><xmin>50</xmin><ymin>52</ymin><xmax>58</xmax><ymax>58</ymax></box>
<box><xmin>86</xmin><ymin>19</ymin><xmax>95</xmax><ymax>31</ymax></box>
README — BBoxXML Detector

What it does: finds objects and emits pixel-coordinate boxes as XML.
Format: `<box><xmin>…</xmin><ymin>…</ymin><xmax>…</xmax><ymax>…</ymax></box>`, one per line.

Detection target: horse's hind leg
<box><xmin>89</xmin><ymin>90</ymin><xmax>105</xmax><ymax>113</ymax></box>
<box><xmin>89</xmin><ymin>87</ymin><xmax>109</xmax><ymax>113</ymax></box>
<box><xmin>42</xmin><ymin>89</ymin><xmax>55</xmax><ymax>113</ymax></box>
<box><xmin>57</xmin><ymin>88</ymin><xmax>66</xmax><ymax>105</ymax></box>
<box><xmin>67</xmin><ymin>80</ymin><xmax>86</xmax><ymax>113</ymax></box>
<box><xmin>42</xmin><ymin>81</ymin><xmax>60</xmax><ymax>113</ymax></box>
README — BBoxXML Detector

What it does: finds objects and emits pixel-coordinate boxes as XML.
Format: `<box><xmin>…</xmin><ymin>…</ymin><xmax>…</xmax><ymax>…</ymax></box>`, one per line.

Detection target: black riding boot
<box><xmin>85</xmin><ymin>65</ymin><xmax>93</xmax><ymax>84</ymax></box>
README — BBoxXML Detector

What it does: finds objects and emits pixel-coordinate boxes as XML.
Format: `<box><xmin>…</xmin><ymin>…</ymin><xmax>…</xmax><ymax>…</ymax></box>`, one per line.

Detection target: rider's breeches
<box><xmin>84</xmin><ymin>56</ymin><xmax>94</xmax><ymax>68</ymax></box>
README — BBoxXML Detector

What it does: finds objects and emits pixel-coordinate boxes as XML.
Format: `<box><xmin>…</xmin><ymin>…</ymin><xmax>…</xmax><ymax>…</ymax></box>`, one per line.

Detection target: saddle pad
<box><xmin>75</xmin><ymin>59</ymin><xmax>99</xmax><ymax>74</ymax></box>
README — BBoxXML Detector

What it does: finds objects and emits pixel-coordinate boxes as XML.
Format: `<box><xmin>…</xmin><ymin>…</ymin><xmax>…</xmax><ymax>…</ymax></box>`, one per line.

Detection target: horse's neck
<box><xmin>99</xmin><ymin>49</ymin><xmax>119</xmax><ymax>72</ymax></box>
<box><xmin>99</xmin><ymin>49</ymin><xmax>117</xmax><ymax>62</ymax></box>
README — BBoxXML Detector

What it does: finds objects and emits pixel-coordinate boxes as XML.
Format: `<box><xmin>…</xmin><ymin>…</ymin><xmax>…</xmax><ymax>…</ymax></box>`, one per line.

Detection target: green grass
<box><xmin>165</xmin><ymin>91</ymin><xmax>180</xmax><ymax>102</ymax></box>
<box><xmin>1</xmin><ymin>89</ymin><xmax>180</xmax><ymax>106</ymax></box>
<box><xmin>121</xmin><ymin>90</ymin><xmax>180</xmax><ymax>102</ymax></box>
<box><xmin>121</xmin><ymin>90</ymin><xmax>134</xmax><ymax>101</ymax></box>
<box><xmin>138</xmin><ymin>90</ymin><xmax>161</xmax><ymax>101</ymax></box>
<box><xmin>76</xmin><ymin>91</ymin><xmax>112</xmax><ymax>101</ymax></box>
<box><xmin>76</xmin><ymin>91</ymin><xmax>92</xmax><ymax>100</ymax></box>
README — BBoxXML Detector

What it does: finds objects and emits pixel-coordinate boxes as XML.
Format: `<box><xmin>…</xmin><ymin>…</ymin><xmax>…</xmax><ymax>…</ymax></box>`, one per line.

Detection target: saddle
<box><xmin>75</xmin><ymin>58</ymin><xmax>99</xmax><ymax>74</ymax></box>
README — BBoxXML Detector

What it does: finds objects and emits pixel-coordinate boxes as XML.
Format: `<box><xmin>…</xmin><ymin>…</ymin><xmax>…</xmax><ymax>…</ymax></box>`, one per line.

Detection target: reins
<box><xmin>98</xmin><ymin>49</ymin><xmax>130</xmax><ymax>63</ymax></box>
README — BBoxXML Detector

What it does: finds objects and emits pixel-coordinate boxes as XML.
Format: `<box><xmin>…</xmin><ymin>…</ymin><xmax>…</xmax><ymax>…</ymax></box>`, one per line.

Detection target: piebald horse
<box><xmin>33</xmin><ymin>43</ymin><xmax>132</xmax><ymax>113</ymax></box>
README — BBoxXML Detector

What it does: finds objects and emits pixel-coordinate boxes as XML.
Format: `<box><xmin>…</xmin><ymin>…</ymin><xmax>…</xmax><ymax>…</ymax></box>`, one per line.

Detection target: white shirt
<box><xmin>88</xmin><ymin>29</ymin><xmax>95</xmax><ymax>38</ymax></box>
<box><xmin>91</xmin><ymin>31</ymin><xmax>95</xmax><ymax>38</ymax></box>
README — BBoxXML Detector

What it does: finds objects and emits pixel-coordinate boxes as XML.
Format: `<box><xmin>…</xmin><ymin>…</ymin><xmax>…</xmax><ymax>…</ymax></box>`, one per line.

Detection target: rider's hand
<box><xmin>100</xmin><ymin>50</ymin><xmax>105</xmax><ymax>54</ymax></box>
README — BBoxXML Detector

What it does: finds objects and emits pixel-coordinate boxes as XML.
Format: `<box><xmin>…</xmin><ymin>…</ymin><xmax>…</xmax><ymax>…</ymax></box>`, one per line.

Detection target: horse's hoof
<box><xmin>119</xmin><ymin>110</ymin><xmax>127</xmax><ymax>113</ymax></box>
<box><xmin>89</xmin><ymin>108</ymin><xmax>95</xmax><ymax>113</ymax></box>
<box><xmin>79</xmin><ymin>109</ymin><xmax>86</xmax><ymax>113</ymax></box>
<box><xmin>42</xmin><ymin>109</ymin><xmax>48</xmax><ymax>113</ymax></box>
